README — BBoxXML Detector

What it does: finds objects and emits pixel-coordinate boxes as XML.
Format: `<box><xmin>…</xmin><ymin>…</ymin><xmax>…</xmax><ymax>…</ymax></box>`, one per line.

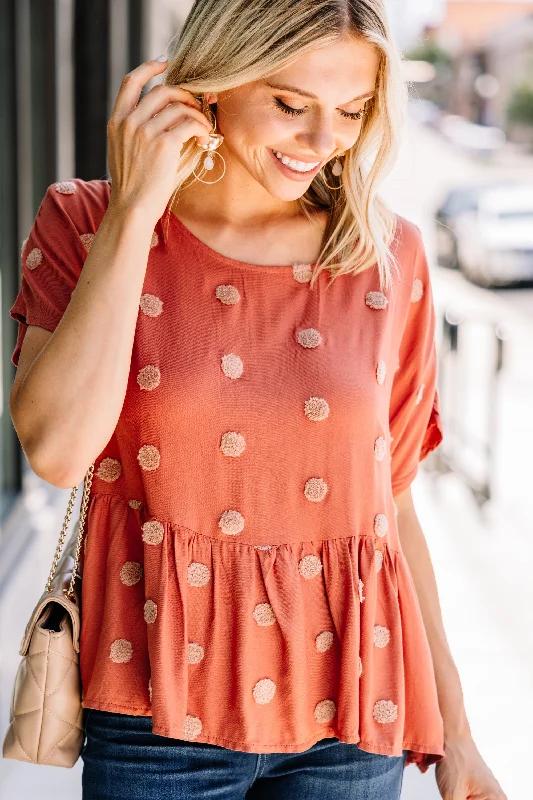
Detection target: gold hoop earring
<box><xmin>319</xmin><ymin>153</ymin><xmax>345</xmax><ymax>191</ymax></box>
<box><xmin>192</xmin><ymin>104</ymin><xmax>226</xmax><ymax>184</ymax></box>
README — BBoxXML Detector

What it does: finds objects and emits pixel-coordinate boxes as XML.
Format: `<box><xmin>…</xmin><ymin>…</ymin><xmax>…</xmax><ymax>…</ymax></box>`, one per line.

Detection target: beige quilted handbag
<box><xmin>2</xmin><ymin>463</ymin><xmax>95</xmax><ymax>767</ymax></box>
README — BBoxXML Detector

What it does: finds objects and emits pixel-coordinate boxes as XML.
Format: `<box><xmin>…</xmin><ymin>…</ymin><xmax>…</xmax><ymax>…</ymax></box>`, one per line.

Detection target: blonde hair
<box><xmin>162</xmin><ymin>0</ymin><xmax>407</xmax><ymax>292</ymax></box>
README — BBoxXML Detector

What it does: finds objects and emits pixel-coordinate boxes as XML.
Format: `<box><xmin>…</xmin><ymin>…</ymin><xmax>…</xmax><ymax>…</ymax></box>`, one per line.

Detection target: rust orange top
<box><xmin>10</xmin><ymin>178</ymin><xmax>445</xmax><ymax>773</ymax></box>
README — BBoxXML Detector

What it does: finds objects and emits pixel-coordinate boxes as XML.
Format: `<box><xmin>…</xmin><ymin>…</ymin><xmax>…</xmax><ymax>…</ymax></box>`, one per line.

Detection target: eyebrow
<box><xmin>265</xmin><ymin>81</ymin><xmax>375</xmax><ymax>104</ymax></box>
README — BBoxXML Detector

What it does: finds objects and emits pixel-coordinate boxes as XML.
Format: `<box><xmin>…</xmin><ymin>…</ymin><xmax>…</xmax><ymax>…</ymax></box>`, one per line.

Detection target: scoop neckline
<box><xmin>168</xmin><ymin>209</ymin><xmax>319</xmax><ymax>274</ymax></box>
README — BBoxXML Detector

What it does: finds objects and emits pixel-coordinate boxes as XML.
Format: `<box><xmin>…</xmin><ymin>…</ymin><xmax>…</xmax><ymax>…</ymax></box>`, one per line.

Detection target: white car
<box><xmin>455</xmin><ymin>186</ymin><xmax>533</xmax><ymax>287</ymax></box>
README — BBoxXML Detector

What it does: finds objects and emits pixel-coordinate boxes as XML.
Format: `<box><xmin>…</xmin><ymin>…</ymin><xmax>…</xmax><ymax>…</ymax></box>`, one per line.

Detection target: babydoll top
<box><xmin>10</xmin><ymin>178</ymin><xmax>445</xmax><ymax>773</ymax></box>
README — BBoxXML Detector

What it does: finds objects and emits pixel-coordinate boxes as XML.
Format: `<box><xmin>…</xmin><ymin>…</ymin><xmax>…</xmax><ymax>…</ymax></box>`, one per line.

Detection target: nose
<box><xmin>301</xmin><ymin>120</ymin><xmax>338</xmax><ymax>162</ymax></box>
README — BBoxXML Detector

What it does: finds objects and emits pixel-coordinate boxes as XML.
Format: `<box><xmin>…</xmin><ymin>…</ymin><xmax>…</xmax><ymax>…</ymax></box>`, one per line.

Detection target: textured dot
<box><xmin>182</xmin><ymin>714</ymin><xmax>202</xmax><ymax>740</ymax></box>
<box><xmin>359</xmin><ymin>657</ymin><xmax>363</xmax><ymax>677</ymax></box>
<box><xmin>218</xmin><ymin>509</ymin><xmax>245</xmax><ymax>535</ymax></box>
<box><xmin>374</xmin><ymin>625</ymin><xmax>391</xmax><ymax>648</ymax></box>
<box><xmin>297</xmin><ymin>328</ymin><xmax>322</xmax><ymax>348</ymax></box>
<box><xmin>80</xmin><ymin>233</ymin><xmax>95</xmax><ymax>251</ymax></box>
<box><xmin>315</xmin><ymin>630</ymin><xmax>334</xmax><ymax>652</ymax></box>
<box><xmin>358</xmin><ymin>579</ymin><xmax>365</xmax><ymax>603</ymax></box>
<box><xmin>304</xmin><ymin>477</ymin><xmax>328</xmax><ymax>502</ymax></box>
<box><xmin>299</xmin><ymin>554</ymin><xmax>323</xmax><ymax>579</ymax></box>
<box><xmin>187</xmin><ymin>562</ymin><xmax>210</xmax><ymax>587</ymax></box>
<box><xmin>253</xmin><ymin>603</ymin><xmax>276</xmax><ymax>627</ymax></box>
<box><xmin>55</xmin><ymin>181</ymin><xmax>77</xmax><ymax>194</ymax></box>
<box><xmin>304</xmin><ymin>396</ymin><xmax>330</xmax><ymax>421</ymax></box>
<box><xmin>376</xmin><ymin>360</ymin><xmax>387</xmax><ymax>385</ymax></box>
<box><xmin>109</xmin><ymin>638</ymin><xmax>133</xmax><ymax>663</ymax></box>
<box><xmin>215</xmin><ymin>284</ymin><xmax>241</xmax><ymax>305</ymax></box>
<box><xmin>374</xmin><ymin>549</ymin><xmax>384</xmax><ymax>572</ymax></box>
<box><xmin>148</xmin><ymin>677</ymin><xmax>152</xmax><ymax>703</ymax></box>
<box><xmin>254</xmin><ymin>545</ymin><xmax>273</xmax><ymax>550</ymax></box>
<box><xmin>120</xmin><ymin>561</ymin><xmax>143</xmax><ymax>586</ymax></box>
<box><xmin>374</xmin><ymin>436</ymin><xmax>386</xmax><ymax>462</ymax></box>
<box><xmin>137</xmin><ymin>365</ymin><xmax>161</xmax><ymax>391</ymax></box>
<box><xmin>139</xmin><ymin>294</ymin><xmax>163</xmax><ymax>317</ymax></box>
<box><xmin>142</xmin><ymin>520</ymin><xmax>164</xmax><ymax>545</ymax></box>
<box><xmin>221</xmin><ymin>353</ymin><xmax>243</xmax><ymax>379</ymax></box>
<box><xmin>188</xmin><ymin>642</ymin><xmax>205</xmax><ymax>664</ymax></box>
<box><xmin>96</xmin><ymin>457</ymin><xmax>122</xmax><ymax>482</ymax></box>
<box><xmin>365</xmin><ymin>291</ymin><xmax>388</xmax><ymax>310</ymax></box>
<box><xmin>128</xmin><ymin>499</ymin><xmax>143</xmax><ymax>510</ymax></box>
<box><xmin>137</xmin><ymin>444</ymin><xmax>160</xmax><ymax>471</ymax></box>
<box><xmin>314</xmin><ymin>699</ymin><xmax>336</xmax><ymax>723</ymax></box>
<box><xmin>411</xmin><ymin>277</ymin><xmax>424</xmax><ymax>303</ymax></box>
<box><xmin>26</xmin><ymin>247</ymin><xmax>43</xmax><ymax>270</ymax></box>
<box><xmin>150</xmin><ymin>231</ymin><xmax>159</xmax><ymax>249</ymax></box>
<box><xmin>415</xmin><ymin>383</ymin><xmax>425</xmax><ymax>405</ymax></box>
<box><xmin>252</xmin><ymin>678</ymin><xmax>276</xmax><ymax>704</ymax></box>
<box><xmin>374</xmin><ymin>513</ymin><xmax>388</xmax><ymax>538</ymax></box>
<box><xmin>292</xmin><ymin>263</ymin><xmax>313</xmax><ymax>283</ymax></box>
<box><xmin>144</xmin><ymin>599</ymin><xmax>157</xmax><ymax>624</ymax></box>
<box><xmin>373</xmin><ymin>699</ymin><xmax>398</xmax><ymax>723</ymax></box>
<box><xmin>220</xmin><ymin>431</ymin><xmax>246</xmax><ymax>457</ymax></box>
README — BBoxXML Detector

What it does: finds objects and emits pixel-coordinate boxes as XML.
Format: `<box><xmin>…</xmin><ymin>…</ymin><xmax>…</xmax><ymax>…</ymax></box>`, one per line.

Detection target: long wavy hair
<box><xmin>161</xmin><ymin>0</ymin><xmax>407</xmax><ymax>292</ymax></box>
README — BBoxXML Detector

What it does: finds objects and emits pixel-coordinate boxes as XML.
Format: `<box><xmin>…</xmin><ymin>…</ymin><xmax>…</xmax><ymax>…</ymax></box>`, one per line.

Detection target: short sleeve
<box><xmin>389</xmin><ymin>224</ymin><xmax>443</xmax><ymax>497</ymax></box>
<box><xmin>9</xmin><ymin>178</ymin><xmax>110</xmax><ymax>366</ymax></box>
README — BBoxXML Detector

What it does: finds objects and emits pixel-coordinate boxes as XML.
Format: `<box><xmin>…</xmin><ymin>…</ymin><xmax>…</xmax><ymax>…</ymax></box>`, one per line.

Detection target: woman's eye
<box><xmin>274</xmin><ymin>97</ymin><xmax>367</xmax><ymax>121</ymax></box>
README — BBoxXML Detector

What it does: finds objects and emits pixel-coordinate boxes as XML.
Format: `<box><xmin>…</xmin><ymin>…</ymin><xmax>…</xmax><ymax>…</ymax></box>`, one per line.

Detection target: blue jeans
<box><xmin>81</xmin><ymin>708</ymin><xmax>407</xmax><ymax>799</ymax></box>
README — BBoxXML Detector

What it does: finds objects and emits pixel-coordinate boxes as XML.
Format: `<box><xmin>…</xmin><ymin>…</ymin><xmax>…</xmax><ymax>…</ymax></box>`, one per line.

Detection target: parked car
<box><xmin>454</xmin><ymin>186</ymin><xmax>533</xmax><ymax>287</ymax></box>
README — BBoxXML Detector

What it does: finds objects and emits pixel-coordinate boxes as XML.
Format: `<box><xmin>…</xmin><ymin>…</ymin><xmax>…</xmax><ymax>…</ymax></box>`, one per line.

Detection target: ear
<box><xmin>205</xmin><ymin>92</ymin><xmax>218</xmax><ymax>105</ymax></box>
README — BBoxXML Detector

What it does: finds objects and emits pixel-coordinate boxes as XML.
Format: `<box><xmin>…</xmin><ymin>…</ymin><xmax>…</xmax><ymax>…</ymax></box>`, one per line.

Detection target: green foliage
<box><xmin>507</xmin><ymin>81</ymin><xmax>533</xmax><ymax>127</ymax></box>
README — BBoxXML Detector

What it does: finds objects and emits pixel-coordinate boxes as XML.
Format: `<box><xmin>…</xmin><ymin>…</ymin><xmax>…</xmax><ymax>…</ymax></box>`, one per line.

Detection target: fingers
<box><xmin>131</xmin><ymin>85</ymin><xmax>211</xmax><ymax>130</ymax></box>
<box><xmin>141</xmin><ymin>101</ymin><xmax>213</xmax><ymax>143</ymax></box>
<box><xmin>109</xmin><ymin>57</ymin><xmax>173</xmax><ymax>125</ymax></box>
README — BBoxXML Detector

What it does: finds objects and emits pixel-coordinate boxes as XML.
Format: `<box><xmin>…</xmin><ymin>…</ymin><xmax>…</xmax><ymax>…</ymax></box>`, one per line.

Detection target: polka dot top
<box><xmin>10</xmin><ymin>178</ymin><xmax>445</xmax><ymax>773</ymax></box>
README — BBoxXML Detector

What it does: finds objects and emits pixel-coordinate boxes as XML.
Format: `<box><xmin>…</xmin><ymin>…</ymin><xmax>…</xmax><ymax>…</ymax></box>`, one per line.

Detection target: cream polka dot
<box><xmin>374</xmin><ymin>436</ymin><xmax>386</xmax><ymax>462</ymax></box>
<box><xmin>374</xmin><ymin>513</ymin><xmax>388</xmax><ymax>538</ymax></box>
<box><xmin>80</xmin><ymin>233</ymin><xmax>95</xmax><ymax>252</ymax></box>
<box><xmin>220</xmin><ymin>431</ymin><xmax>246</xmax><ymax>457</ymax></box>
<box><xmin>148</xmin><ymin>677</ymin><xmax>152</xmax><ymax>702</ymax></box>
<box><xmin>253</xmin><ymin>603</ymin><xmax>276</xmax><ymax>627</ymax></box>
<box><xmin>139</xmin><ymin>294</ymin><xmax>163</xmax><ymax>317</ymax></box>
<box><xmin>137</xmin><ymin>444</ymin><xmax>160</xmax><ymax>471</ymax></box>
<box><xmin>188</xmin><ymin>642</ymin><xmax>205</xmax><ymax>664</ymax></box>
<box><xmin>376</xmin><ymin>360</ymin><xmax>387</xmax><ymax>385</ymax></box>
<box><xmin>299</xmin><ymin>554</ymin><xmax>323</xmax><ymax>579</ymax></box>
<box><xmin>26</xmin><ymin>247</ymin><xmax>43</xmax><ymax>270</ymax></box>
<box><xmin>359</xmin><ymin>657</ymin><xmax>363</xmax><ymax>677</ymax></box>
<box><xmin>137</xmin><ymin>365</ymin><xmax>161</xmax><ymax>391</ymax></box>
<box><xmin>221</xmin><ymin>353</ymin><xmax>243</xmax><ymax>379</ymax></box>
<box><xmin>187</xmin><ymin>562</ymin><xmax>210</xmax><ymax>587</ymax></box>
<box><xmin>109</xmin><ymin>638</ymin><xmax>133</xmax><ymax>663</ymax></box>
<box><xmin>374</xmin><ymin>625</ymin><xmax>391</xmax><ymax>648</ymax></box>
<box><xmin>144</xmin><ymin>599</ymin><xmax>157</xmax><ymax>624</ymax></box>
<box><xmin>365</xmin><ymin>291</ymin><xmax>388</xmax><ymax>310</ymax></box>
<box><xmin>96</xmin><ymin>457</ymin><xmax>122</xmax><ymax>482</ymax></box>
<box><xmin>182</xmin><ymin>714</ymin><xmax>202</xmax><ymax>740</ymax></box>
<box><xmin>218</xmin><ymin>509</ymin><xmax>245</xmax><ymax>535</ymax></box>
<box><xmin>304</xmin><ymin>397</ymin><xmax>330</xmax><ymax>421</ymax></box>
<box><xmin>358</xmin><ymin>579</ymin><xmax>365</xmax><ymax>603</ymax></box>
<box><xmin>120</xmin><ymin>561</ymin><xmax>143</xmax><ymax>586</ymax></box>
<box><xmin>304</xmin><ymin>477</ymin><xmax>328</xmax><ymax>502</ymax></box>
<box><xmin>297</xmin><ymin>328</ymin><xmax>322</xmax><ymax>348</ymax></box>
<box><xmin>411</xmin><ymin>277</ymin><xmax>424</xmax><ymax>303</ymax></box>
<box><xmin>55</xmin><ymin>181</ymin><xmax>77</xmax><ymax>194</ymax></box>
<box><xmin>254</xmin><ymin>545</ymin><xmax>273</xmax><ymax>550</ymax></box>
<box><xmin>252</xmin><ymin>678</ymin><xmax>276</xmax><ymax>704</ymax></box>
<box><xmin>374</xmin><ymin>549</ymin><xmax>384</xmax><ymax>573</ymax></box>
<box><xmin>416</xmin><ymin>383</ymin><xmax>425</xmax><ymax>405</ymax></box>
<box><xmin>314</xmin><ymin>699</ymin><xmax>336</xmax><ymax>723</ymax></box>
<box><xmin>215</xmin><ymin>284</ymin><xmax>241</xmax><ymax>305</ymax></box>
<box><xmin>128</xmin><ymin>499</ymin><xmax>143</xmax><ymax>510</ymax></box>
<box><xmin>142</xmin><ymin>520</ymin><xmax>164</xmax><ymax>545</ymax></box>
<box><xmin>373</xmin><ymin>699</ymin><xmax>398</xmax><ymax>723</ymax></box>
<box><xmin>292</xmin><ymin>263</ymin><xmax>313</xmax><ymax>283</ymax></box>
<box><xmin>150</xmin><ymin>231</ymin><xmax>159</xmax><ymax>249</ymax></box>
<box><xmin>315</xmin><ymin>630</ymin><xmax>334</xmax><ymax>652</ymax></box>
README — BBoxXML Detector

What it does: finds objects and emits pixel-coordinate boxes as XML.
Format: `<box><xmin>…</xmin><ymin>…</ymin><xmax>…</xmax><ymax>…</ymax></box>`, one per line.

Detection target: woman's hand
<box><xmin>435</xmin><ymin>735</ymin><xmax>508</xmax><ymax>800</ymax></box>
<box><xmin>106</xmin><ymin>56</ymin><xmax>214</xmax><ymax>223</ymax></box>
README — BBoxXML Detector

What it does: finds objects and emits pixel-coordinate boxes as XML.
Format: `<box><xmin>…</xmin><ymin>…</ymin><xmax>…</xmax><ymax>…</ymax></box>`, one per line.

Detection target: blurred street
<box><xmin>2</xmin><ymin>117</ymin><xmax>532</xmax><ymax>800</ymax></box>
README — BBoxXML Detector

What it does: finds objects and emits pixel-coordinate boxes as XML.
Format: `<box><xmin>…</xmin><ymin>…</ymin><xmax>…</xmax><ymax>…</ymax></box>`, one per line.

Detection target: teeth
<box><xmin>273</xmin><ymin>150</ymin><xmax>320</xmax><ymax>173</ymax></box>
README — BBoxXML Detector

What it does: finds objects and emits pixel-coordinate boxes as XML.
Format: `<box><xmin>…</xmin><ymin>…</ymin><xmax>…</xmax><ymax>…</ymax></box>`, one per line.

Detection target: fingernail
<box><xmin>155</xmin><ymin>54</ymin><xmax>167</xmax><ymax>62</ymax></box>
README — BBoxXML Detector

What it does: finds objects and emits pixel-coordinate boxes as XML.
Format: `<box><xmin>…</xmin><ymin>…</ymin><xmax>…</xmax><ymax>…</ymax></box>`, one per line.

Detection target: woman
<box><xmin>9</xmin><ymin>1</ymin><xmax>507</xmax><ymax>798</ymax></box>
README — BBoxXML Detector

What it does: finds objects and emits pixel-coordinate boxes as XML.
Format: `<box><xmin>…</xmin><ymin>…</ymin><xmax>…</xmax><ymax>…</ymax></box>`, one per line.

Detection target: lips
<box><xmin>269</xmin><ymin>147</ymin><xmax>323</xmax><ymax>181</ymax></box>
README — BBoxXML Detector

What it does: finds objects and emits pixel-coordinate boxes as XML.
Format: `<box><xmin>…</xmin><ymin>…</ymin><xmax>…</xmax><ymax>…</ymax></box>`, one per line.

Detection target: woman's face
<box><xmin>207</xmin><ymin>34</ymin><xmax>380</xmax><ymax>201</ymax></box>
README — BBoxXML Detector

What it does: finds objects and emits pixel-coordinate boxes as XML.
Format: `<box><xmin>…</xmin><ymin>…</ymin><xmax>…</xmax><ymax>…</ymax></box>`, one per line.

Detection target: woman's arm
<box><xmin>394</xmin><ymin>485</ymin><xmax>472</xmax><ymax>744</ymax></box>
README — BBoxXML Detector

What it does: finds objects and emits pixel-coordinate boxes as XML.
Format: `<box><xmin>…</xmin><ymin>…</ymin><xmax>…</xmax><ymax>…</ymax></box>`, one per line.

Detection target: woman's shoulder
<box><xmin>37</xmin><ymin>178</ymin><xmax>112</xmax><ymax>233</ymax></box>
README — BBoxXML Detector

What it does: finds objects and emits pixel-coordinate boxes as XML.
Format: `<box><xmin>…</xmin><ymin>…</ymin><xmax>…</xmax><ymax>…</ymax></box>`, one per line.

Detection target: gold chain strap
<box><xmin>44</xmin><ymin>462</ymin><xmax>95</xmax><ymax>597</ymax></box>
